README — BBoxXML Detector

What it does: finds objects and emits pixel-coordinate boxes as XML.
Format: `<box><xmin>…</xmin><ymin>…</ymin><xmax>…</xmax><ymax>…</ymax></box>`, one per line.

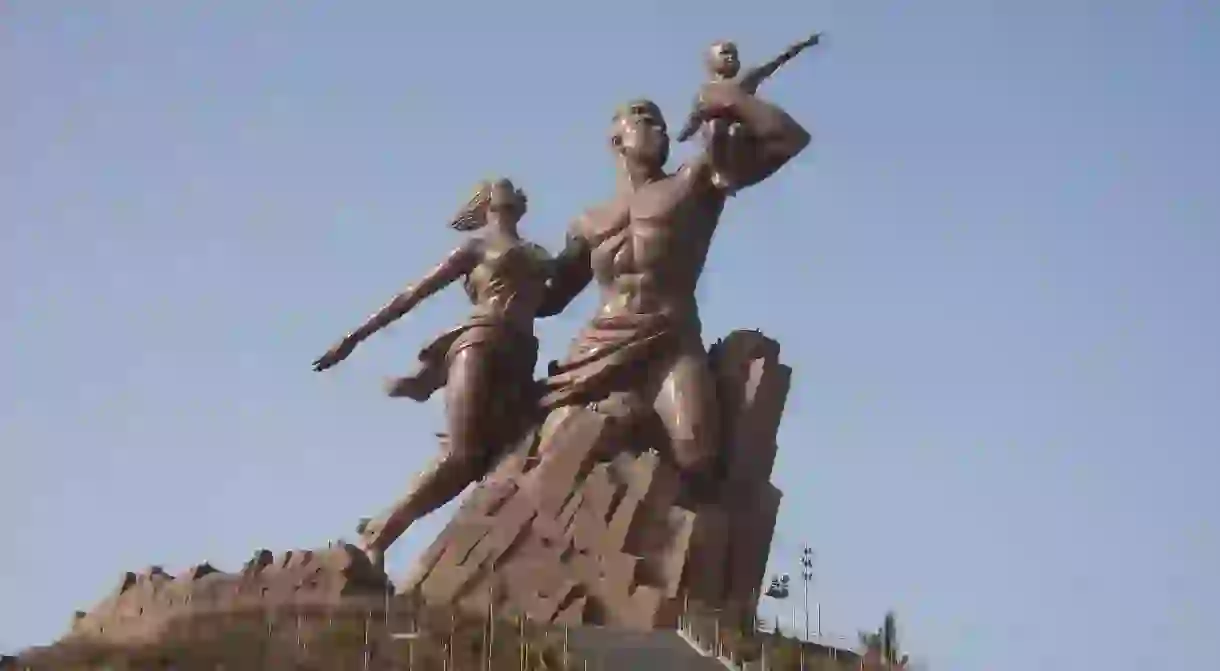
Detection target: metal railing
<box><xmin>676</xmin><ymin>600</ymin><xmax>863</xmax><ymax>671</ymax></box>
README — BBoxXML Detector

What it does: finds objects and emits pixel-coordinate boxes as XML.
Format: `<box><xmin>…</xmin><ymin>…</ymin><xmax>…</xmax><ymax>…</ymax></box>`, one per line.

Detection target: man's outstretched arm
<box><xmin>538</xmin><ymin>220</ymin><xmax>592</xmax><ymax>318</ymax></box>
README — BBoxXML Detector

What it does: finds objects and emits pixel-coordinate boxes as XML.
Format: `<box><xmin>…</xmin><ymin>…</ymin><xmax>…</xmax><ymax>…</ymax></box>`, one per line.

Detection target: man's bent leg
<box><xmin>652</xmin><ymin>344</ymin><xmax>721</xmax><ymax>495</ymax></box>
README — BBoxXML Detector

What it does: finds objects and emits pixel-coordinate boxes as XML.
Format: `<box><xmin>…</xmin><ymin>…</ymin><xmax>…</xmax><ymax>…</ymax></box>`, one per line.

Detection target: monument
<box><xmin>43</xmin><ymin>32</ymin><xmax>819</xmax><ymax>650</ymax></box>
<box><xmin>372</xmin><ymin>37</ymin><xmax>815</xmax><ymax>628</ymax></box>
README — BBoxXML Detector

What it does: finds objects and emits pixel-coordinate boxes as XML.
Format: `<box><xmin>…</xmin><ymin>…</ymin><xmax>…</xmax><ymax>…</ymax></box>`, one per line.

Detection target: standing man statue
<box><xmin>537</xmin><ymin>74</ymin><xmax>812</xmax><ymax>496</ymax></box>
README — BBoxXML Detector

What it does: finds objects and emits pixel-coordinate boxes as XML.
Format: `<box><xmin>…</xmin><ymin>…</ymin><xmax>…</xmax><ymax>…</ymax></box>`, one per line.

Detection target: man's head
<box><xmin>610</xmin><ymin>99</ymin><xmax>669</xmax><ymax>169</ymax></box>
<box><xmin>706</xmin><ymin>41</ymin><xmax>740</xmax><ymax>79</ymax></box>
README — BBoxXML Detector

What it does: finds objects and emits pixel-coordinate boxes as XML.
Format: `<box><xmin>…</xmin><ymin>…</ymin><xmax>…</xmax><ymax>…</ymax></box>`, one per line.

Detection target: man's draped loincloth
<box><xmin>540</xmin><ymin>311</ymin><xmax>687</xmax><ymax>410</ymax></box>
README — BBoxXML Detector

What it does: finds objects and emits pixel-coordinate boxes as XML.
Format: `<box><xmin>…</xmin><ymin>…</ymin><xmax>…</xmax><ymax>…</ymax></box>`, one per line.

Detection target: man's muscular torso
<box><xmin>576</xmin><ymin>163</ymin><xmax>726</xmax><ymax>327</ymax></box>
<box><xmin>540</xmin><ymin>85</ymin><xmax>808</xmax><ymax>482</ymax></box>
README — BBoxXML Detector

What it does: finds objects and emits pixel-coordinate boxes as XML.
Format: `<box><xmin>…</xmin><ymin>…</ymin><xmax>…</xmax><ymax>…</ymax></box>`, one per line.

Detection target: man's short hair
<box><xmin>612</xmin><ymin>99</ymin><xmax>667</xmax><ymax>130</ymax></box>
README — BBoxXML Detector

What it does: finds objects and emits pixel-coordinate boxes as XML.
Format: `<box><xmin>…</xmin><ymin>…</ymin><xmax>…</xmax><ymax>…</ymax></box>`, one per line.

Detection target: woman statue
<box><xmin>311</xmin><ymin>178</ymin><xmax>551</xmax><ymax>567</ymax></box>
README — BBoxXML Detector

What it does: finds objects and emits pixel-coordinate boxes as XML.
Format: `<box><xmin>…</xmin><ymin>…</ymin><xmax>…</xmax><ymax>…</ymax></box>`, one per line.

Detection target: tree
<box><xmin>859</xmin><ymin>610</ymin><xmax>907</xmax><ymax>670</ymax></box>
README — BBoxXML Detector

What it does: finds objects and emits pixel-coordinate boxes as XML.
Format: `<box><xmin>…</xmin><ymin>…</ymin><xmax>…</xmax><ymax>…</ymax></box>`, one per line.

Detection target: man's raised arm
<box><xmin>538</xmin><ymin>220</ymin><xmax>592</xmax><ymax>318</ymax></box>
<box><xmin>701</xmin><ymin>82</ymin><xmax>811</xmax><ymax>192</ymax></box>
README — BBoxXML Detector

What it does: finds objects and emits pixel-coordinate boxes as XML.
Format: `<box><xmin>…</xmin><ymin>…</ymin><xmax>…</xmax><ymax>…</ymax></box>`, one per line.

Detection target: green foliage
<box><xmin>859</xmin><ymin>610</ymin><xmax>910</xmax><ymax>670</ymax></box>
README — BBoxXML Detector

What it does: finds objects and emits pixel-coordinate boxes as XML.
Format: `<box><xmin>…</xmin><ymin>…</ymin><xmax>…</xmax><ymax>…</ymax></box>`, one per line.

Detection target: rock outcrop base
<box><xmin>48</xmin><ymin>329</ymin><xmax>791</xmax><ymax>647</ymax></box>
<box><xmin>400</xmin><ymin>329</ymin><xmax>792</xmax><ymax>629</ymax></box>
<box><xmin>67</xmin><ymin>543</ymin><xmax>391</xmax><ymax>645</ymax></box>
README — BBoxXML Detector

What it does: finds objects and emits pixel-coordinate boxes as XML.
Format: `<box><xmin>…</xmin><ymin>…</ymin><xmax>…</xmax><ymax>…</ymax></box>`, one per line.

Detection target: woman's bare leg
<box><xmin>358</xmin><ymin>346</ymin><xmax>492</xmax><ymax>566</ymax></box>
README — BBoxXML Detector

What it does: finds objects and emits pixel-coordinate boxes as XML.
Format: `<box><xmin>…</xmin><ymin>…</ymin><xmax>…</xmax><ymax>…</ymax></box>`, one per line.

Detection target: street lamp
<box><xmin>801</xmin><ymin>546</ymin><xmax>814</xmax><ymax>642</ymax></box>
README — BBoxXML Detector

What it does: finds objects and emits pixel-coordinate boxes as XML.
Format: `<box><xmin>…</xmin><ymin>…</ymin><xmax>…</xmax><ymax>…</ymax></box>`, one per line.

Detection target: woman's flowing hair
<box><xmin>449</xmin><ymin>180</ymin><xmax>495</xmax><ymax>232</ymax></box>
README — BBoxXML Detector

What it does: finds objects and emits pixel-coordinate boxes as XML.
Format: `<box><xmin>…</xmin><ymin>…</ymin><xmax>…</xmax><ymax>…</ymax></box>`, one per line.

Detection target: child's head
<box><xmin>705</xmin><ymin>40</ymin><xmax>741</xmax><ymax>79</ymax></box>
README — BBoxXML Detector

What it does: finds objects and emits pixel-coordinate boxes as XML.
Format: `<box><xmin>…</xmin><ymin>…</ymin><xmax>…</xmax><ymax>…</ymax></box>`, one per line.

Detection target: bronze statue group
<box><xmin>311</xmin><ymin>34</ymin><xmax>820</xmax><ymax>569</ymax></box>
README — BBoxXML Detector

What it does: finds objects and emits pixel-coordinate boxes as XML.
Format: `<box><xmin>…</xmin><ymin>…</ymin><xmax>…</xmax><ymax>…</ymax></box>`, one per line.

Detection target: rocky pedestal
<box><xmin>53</xmin><ymin>329</ymin><xmax>792</xmax><ymax>646</ymax></box>
<box><xmin>401</xmin><ymin>329</ymin><xmax>792</xmax><ymax>629</ymax></box>
<box><xmin>66</xmin><ymin>543</ymin><xmax>392</xmax><ymax>645</ymax></box>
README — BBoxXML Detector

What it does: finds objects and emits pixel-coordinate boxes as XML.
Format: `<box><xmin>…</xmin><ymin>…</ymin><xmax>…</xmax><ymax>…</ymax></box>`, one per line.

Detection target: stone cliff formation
<box><xmin>400</xmin><ymin>329</ymin><xmax>792</xmax><ymax>629</ymax></box>
<box><xmin>67</xmin><ymin>544</ymin><xmax>391</xmax><ymax>645</ymax></box>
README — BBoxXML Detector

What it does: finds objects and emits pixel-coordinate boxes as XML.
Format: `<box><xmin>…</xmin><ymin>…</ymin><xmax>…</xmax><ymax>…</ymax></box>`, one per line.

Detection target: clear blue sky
<box><xmin>2</xmin><ymin>2</ymin><xmax>1217</xmax><ymax>668</ymax></box>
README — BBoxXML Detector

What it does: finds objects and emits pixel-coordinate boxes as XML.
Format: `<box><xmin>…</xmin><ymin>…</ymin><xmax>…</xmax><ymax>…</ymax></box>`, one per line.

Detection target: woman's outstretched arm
<box><xmin>350</xmin><ymin>241</ymin><xmax>479</xmax><ymax>341</ymax></box>
<box><xmin>313</xmin><ymin>240</ymin><xmax>479</xmax><ymax>372</ymax></box>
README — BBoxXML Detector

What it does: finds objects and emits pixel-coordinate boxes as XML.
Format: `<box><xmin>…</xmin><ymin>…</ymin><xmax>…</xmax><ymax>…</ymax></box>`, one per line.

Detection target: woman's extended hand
<box><xmin>312</xmin><ymin>334</ymin><xmax>361</xmax><ymax>372</ymax></box>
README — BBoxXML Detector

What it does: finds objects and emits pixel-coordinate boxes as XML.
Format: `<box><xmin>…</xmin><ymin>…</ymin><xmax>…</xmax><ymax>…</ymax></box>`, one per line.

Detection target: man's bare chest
<box><xmin>583</xmin><ymin>180</ymin><xmax>696</xmax><ymax>250</ymax></box>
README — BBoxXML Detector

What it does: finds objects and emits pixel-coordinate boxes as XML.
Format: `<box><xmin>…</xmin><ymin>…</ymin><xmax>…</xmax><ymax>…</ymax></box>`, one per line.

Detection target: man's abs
<box><xmin>595</xmin><ymin>270</ymin><xmax>701</xmax><ymax>325</ymax></box>
<box><xmin>584</xmin><ymin>179</ymin><xmax>716</xmax><ymax>318</ymax></box>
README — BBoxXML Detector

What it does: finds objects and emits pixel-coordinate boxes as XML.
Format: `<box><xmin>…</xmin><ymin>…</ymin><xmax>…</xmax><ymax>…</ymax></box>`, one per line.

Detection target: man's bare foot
<box><xmin>355</xmin><ymin>517</ymin><xmax>386</xmax><ymax>572</ymax></box>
